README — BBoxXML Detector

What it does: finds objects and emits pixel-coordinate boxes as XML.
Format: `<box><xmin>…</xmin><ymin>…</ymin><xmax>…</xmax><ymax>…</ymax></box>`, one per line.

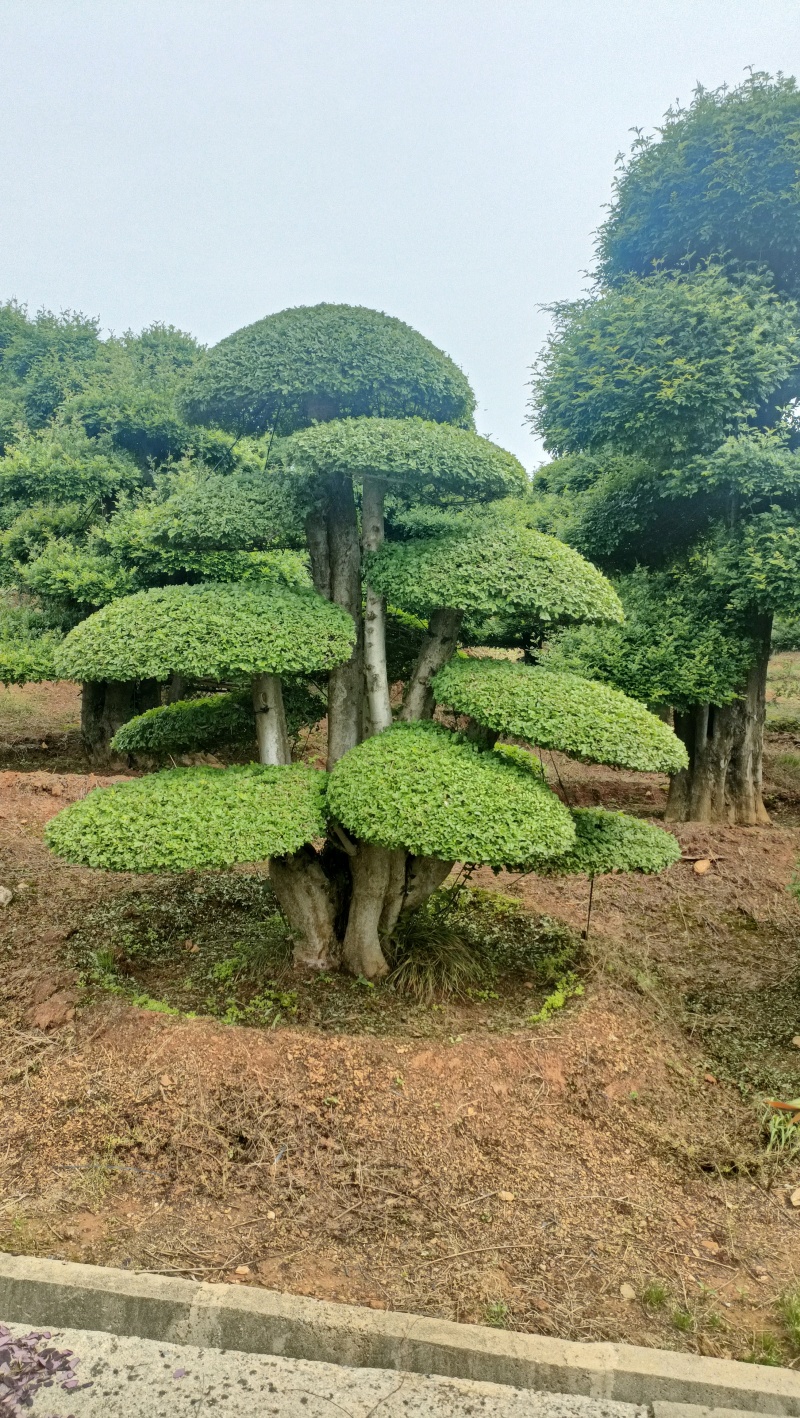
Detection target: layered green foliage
<box><xmin>532</xmin><ymin>268</ymin><xmax>799</xmax><ymax>463</ymax></box>
<box><xmin>55</xmin><ymin>581</ymin><xmax>355</xmax><ymax>682</ymax></box>
<box><xmin>182</xmin><ymin>304</ymin><xmax>475</xmax><ymax>434</ymax></box>
<box><xmin>99</xmin><ymin>470</ymin><xmax>310</xmax><ymax>576</ymax></box>
<box><xmin>368</xmin><ymin>519</ymin><xmax>623</xmax><ymax>624</ymax></box>
<box><xmin>540</xmin><ymin>566</ymin><xmax>758</xmax><ymax>711</ymax></box>
<box><xmin>45</xmin><ymin>763</ymin><xmax>328</xmax><ymax>871</ymax></box>
<box><xmin>433</xmin><ymin>657</ymin><xmax>687</xmax><ymax>773</ymax></box>
<box><xmin>110</xmin><ymin>682</ymin><xmax>325</xmax><ymax>757</ymax></box>
<box><xmin>328</xmin><ymin>721</ymin><xmax>575</xmax><ymax>866</ymax></box>
<box><xmin>283</xmin><ymin>418</ymin><xmax>526</xmax><ymax>499</ymax></box>
<box><xmin>538</xmin><ymin>808</ymin><xmax>682</xmax><ymax>877</ymax></box>
<box><xmin>598</xmin><ymin>74</ymin><xmax>800</xmax><ymax>301</ymax></box>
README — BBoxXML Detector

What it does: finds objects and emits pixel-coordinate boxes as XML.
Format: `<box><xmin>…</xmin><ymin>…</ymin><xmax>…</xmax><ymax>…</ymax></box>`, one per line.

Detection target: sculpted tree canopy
<box><xmin>181</xmin><ymin>303</ymin><xmax>476</xmax><ymax>434</ymax></box>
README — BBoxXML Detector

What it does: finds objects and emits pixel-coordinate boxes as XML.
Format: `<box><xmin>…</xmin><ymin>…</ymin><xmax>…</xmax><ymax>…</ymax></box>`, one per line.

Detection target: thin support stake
<box><xmin>583</xmin><ymin>875</ymin><xmax>595</xmax><ymax>940</ymax></box>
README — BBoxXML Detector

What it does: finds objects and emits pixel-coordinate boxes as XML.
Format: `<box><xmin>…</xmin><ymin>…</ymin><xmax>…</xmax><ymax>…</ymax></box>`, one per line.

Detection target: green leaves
<box><xmin>368</xmin><ymin>519</ymin><xmax>623</xmax><ymax>624</ymax></box>
<box><xmin>55</xmin><ymin>581</ymin><xmax>356</xmax><ymax>682</ymax></box>
<box><xmin>110</xmin><ymin>682</ymin><xmax>325</xmax><ymax>757</ymax></box>
<box><xmin>531</xmin><ymin>268</ymin><xmax>800</xmax><ymax>463</ymax></box>
<box><xmin>432</xmin><ymin>657</ymin><xmax>688</xmax><ymax>773</ymax></box>
<box><xmin>599</xmin><ymin>73</ymin><xmax>800</xmax><ymax>301</ymax></box>
<box><xmin>45</xmin><ymin>763</ymin><xmax>328</xmax><ymax>871</ymax></box>
<box><xmin>283</xmin><ymin>418</ymin><xmax>526</xmax><ymax>500</ymax></box>
<box><xmin>538</xmin><ymin>808</ymin><xmax>682</xmax><ymax>877</ymax></box>
<box><xmin>327</xmin><ymin>722</ymin><xmax>575</xmax><ymax>867</ymax></box>
<box><xmin>541</xmin><ymin>565</ymin><xmax>758</xmax><ymax>712</ymax></box>
<box><xmin>181</xmin><ymin>303</ymin><xmax>476</xmax><ymax>435</ymax></box>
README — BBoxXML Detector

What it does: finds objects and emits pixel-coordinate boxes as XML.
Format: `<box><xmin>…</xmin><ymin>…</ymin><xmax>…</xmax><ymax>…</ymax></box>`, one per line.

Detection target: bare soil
<box><xmin>2</xmin><ymin>685</ymin><xmax>800</xmax><ymax>1364</ymax></box>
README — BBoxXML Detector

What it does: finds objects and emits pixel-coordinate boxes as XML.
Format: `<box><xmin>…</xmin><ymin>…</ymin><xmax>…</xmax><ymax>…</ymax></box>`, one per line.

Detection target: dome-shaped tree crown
<box><xmin>432</xmin><ymin>657</ymin><xmax>688</xmax><ymax>774</ymax></box>
<box><xmin>181</xmin><ymin>304</ymin><xmax>475</xmax><ymax>435</ymax></box>
<box><xmin>282</xmin><ymin>418</ymin><xmax>526</xmax><ymax>500</ymax></box>
<box><xmin>531</xmin><ymin>267</ymin><xmax>800</xmax><ymax>465</ymax></box>
<box><xmin>54</xmin><ymin>581</ymin><xmax>355</xmax><ymax>683</ymax></box>
<box><xmin>327</xmin><ymin>721</ymin><xmax>575</xmax><ymax>867</ymax></box>
<box><xmin>45</xmin><ymin>763</ymin><xmax>327</xmax><ymax>871</ymax></box>
<box><xmin>367</xmin><ymin>516</ymin><xmax>624</xmax><ymax>624</ymax></box>
<box><xmin>598</xmin><ymin>73</ymin><xmax>800</xmax><ymax>300</ymax></box>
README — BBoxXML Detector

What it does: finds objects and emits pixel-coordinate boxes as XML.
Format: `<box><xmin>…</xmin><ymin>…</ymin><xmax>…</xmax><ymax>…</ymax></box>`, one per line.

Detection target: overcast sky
<box><xmin>2</xmin><ymin>1</ymin><xmax>800</xmax><ymax>467</ymax></box>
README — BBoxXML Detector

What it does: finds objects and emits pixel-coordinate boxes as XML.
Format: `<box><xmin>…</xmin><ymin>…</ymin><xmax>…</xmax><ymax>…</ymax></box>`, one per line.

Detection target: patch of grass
<box><xmin>64</xmin><ymin>873</ymin><xmax>583</xmax><ymax>1036</ymax></box>
<box><xmin>779</xmin><ymin>1285</ymin><xmax>800</xmax><ymax>1353</ymax></box>
<box><xmin>484</xmin><ymin>1300</ymin><xmax>510</xmax><ymax>1328</ymax></box>
<box><xmin>744</xmin><ymin>1331</ymin><xmax>784</xmax><ymax>1366</ymax></box>
<box><xmin>388</xmin><ymin>886</ymin><xmax>581</xmax><ymax>1003</ymax></box>
<box><xmin>672</xmin><ymin>1307</ymin><xmax>694</xmax><ymax>1333</ymax></box>
<box><xmin>641</xmin><ymin>1280</ymin><xmax>669</xmax><ymax>1309</ymax></box>
<box><xmin>762</xmin><ymin>1112</ymin><xmax>800</xmax><ymax>1181</ymax></box>
<box><xmin>388</xmin><ymin>898</ymin><xmax>484</xmax><ymax>1002</ymax></box>
<box><xmin>684</xmin><ymin>960</ymin><xmax>800</xmax><ymax>1100</ymax></box>
<box><xmin>527</xmin><ymin>973</ymin><xmax>584</xmax><ymax>1024</ymax></box>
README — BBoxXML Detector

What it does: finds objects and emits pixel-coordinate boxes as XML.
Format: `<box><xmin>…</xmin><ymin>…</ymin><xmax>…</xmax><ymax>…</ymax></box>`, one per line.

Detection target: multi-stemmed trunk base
<box><xmin>665</xmin><ymin>617</ymin><xmax>772</xmax><ymax>825</ymax></box>
<box><xmin>270</xmin><ymin>842</ymin><xmax>454</xmax><ymax>977</ymax></box>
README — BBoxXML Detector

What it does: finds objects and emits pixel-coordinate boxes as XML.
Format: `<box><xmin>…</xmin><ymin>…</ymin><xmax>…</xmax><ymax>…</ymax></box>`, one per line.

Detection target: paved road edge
<box><xmin>2</xmin><ymin>1252</ymin><xmax>799</xmax><ymax>1413</ymax></box>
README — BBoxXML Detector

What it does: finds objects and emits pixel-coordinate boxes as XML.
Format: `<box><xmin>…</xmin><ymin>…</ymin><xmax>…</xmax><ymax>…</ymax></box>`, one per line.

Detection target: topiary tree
<box><xmin>47</xmin><ymin>303</ymin><xmax>685</xmax><ymax>978</ymax></box>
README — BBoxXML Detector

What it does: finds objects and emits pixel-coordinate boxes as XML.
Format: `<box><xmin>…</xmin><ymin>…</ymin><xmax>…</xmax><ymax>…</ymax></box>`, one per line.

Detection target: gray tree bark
<box><xmin>342</xmin><ymin>842</ymin><xmax>393</xmax><ymax>979</ymax></box>
<box><xmin>361</xmin><ymin>476</ymin><xmax>392</xmax><ymax>736</ymax></box>
<box><xmin>81</xmin><ymin>679</ymin><xmax>161</xmax><ymax>761</ymax></box>
<box><xmin>400</xmin><ymin>608</ymin><xmax>462</xmax><ymax>721</ymax></box>
<box><xmin>252</xmin><ymin>673</ymin><xmax>291</xmax><ymax>766</ymax></box>
<box><xmin>665</xmin><ymin>614</ymin><xmax>772</xmax><ymax>825</ymax></box>
<box><xmin>269</xmin><ymin>848</ymin><xmax>338</xmax><ymax>970</ymax></box>
<box><xmin>326</xmin><ymin>473</ymin><xmax>364</xmax><ymax>766</ymax></box>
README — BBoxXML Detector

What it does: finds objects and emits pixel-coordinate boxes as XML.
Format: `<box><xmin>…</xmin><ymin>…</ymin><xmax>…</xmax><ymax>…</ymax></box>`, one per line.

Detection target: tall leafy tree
<box><xmin>530</xmin><ymin>74</ymin><xmax>800</xmax><ymax>824</ymax></box>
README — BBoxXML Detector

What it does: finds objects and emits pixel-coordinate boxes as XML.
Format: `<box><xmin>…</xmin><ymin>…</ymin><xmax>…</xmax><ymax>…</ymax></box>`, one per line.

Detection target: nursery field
<box><xmin>2</xmin><ymin>683</ymin><xmax>800</xmax><ymax>1365</ymax></box>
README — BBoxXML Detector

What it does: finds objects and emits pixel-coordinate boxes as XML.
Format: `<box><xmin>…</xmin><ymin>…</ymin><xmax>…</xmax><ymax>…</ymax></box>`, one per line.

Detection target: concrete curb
<box><xmin>2</xmin><ymin>1253</ymin><xmax>800</xmax><ymax>1413</ymax></box>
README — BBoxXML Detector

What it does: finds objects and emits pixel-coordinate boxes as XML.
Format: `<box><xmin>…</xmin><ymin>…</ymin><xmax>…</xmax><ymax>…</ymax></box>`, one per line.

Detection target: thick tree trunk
<box><xmin>306</xmin><ymin>506</ymin><xmax>331</xmax><ymax>598</ymax></box>
<box><xmin>725</xmin><ymin>621</ymin><xmax>772</xmax><ymax>826</ymax></box>
<box><xmin>665</xmin><ymin>615</ymin><xmax>772</xmax><ymax>825</ymax></box>
<box><xmin>269</xmin><ymin>848</ymin><xmax>338</xmax><ymax>970</ymax></box>
<box><xmin>252</xmin><ymin>673</ymin><xmax>291</xmax><ymax>765</ymax></box>
<box><xmin>166</xmin><ymin>672</ymin><xmax>188</xmax><ymax>704</ymax></box>
<box><xmin>400</xmin><ymin>608</ymin><xmax>462</xmax><ymax>721</ymax></box>
<box><xmin>465</xmin><ymin>719</ymin><xmax>499</xmax><ymax>750</ymax></box>
<box><xmin>402</xmin><ymin>855</ymin><xmax>455</xmax><ymax>912</ymax></box>
<box><xmin>326</xmin><ymin>473</ymin><xmax>364</xmax><ymax>766</ymax></box>
<box><xmin>342</xmin><ymin>842</ymin><xmax>392</xmax><ymax>979</ymax></box>
<box><xmin>80</xmin><ymin>679</ymin><xmax>160</xmax><ymax>761</ymax></box>
<box><xmin>361</xmin><ymin>476</ymin><xmax>392</xmax><ymax>736</ymax></box>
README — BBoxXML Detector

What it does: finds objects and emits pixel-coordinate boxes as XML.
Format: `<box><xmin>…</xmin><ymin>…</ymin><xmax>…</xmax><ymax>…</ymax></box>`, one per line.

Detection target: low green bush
<box><xmin>387</xmin><ymin>886</ymin><xmax>580</xmax><ymax>1000</ymax></box>
<box><xmin>111</xmin><ymin>681</ymin><xmax>325</xmax><ymax>757</ymax></box>
<box><xmin>538</xmin><ymin>808</ymin><xmax>682</xmax><ymax>877</ymax></box>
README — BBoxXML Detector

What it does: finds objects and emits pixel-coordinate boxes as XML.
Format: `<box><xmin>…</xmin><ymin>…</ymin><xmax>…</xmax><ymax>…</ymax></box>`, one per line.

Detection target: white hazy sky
<box><xmin>2</xmin><ymin>1</ymin><xmax>800</xmax><ymax>467</ymax></box>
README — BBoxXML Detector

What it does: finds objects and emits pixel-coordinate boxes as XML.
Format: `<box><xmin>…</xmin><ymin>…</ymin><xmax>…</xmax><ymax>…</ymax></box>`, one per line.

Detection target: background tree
<box><xmin>47</xmin><ymin>303</ymin><xmax>686</xmax><ymax>979</ymax></box>
<box><xmin>529</xmin><ymin>74</ymin><xmax>800</xmax><ymax>824</ymax></box>
<box><xmin>0</xmin><ymin>304</ymin><xmax>317</xmax><ymax>754</ymax></box>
